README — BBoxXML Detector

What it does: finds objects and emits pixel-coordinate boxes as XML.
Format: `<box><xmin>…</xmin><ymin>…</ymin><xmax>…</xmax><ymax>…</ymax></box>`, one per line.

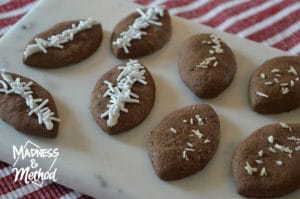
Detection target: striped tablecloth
<box><xmin>0</xmin><ymin>0</ymin><xmax>299</xmax><ymax>198</ymax></box>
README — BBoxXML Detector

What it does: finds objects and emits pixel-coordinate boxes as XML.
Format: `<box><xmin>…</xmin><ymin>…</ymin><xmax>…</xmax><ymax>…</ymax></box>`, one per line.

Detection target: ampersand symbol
<box><xmin>30</xmin><ymin>159</ymin><xmax>39</xmax><ymax>169</ymax></box>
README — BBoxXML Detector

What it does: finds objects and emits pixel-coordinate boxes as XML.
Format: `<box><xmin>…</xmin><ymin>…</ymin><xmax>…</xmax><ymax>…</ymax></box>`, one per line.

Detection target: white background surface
<box><xmin>0</xmin><ymin>0</ymin><xmax>299</xmax><ymax>198</ymax></box>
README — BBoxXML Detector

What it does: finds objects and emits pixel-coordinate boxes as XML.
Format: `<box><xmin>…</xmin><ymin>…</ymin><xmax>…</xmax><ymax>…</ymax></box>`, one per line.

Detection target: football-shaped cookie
<box><xmin>90</xmin><ymin>60</ymin><xmax>155</xmax><ymax>135</ymax></box>
<box><xmin>232</xmin><ymin>123</ymin><xmax>300</xmax><ymax>198</ymax></box>
<box><xmin>148</xmin><ymin>104</ymin><xmax>220</xmax><ymax>181</ymax></box>
<box><xmin>0</xmin><ymin>71</ymin><xmax>60</xmax><ymax>137</ymax></box>
<box><xmin>249</xmin><ymin>56</ymin><xmax>300</xmax><ymax>114</ymax></box>
<box><xmin>23</xmin><ymin>18</ymin><xmax>102</xmax><ymax>68</ymax></box>
<box><xmin>111</xmin><ymin>6</ymin><xmax>171</xmax><ymax>59</ymax></box>
<box><xmin>178</xmin><ymin>33</ymin><xmax>237</xmax><ymax>98</ymax></box>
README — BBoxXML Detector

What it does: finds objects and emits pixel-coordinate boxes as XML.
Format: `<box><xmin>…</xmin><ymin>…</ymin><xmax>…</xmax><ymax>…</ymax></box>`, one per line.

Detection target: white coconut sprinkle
<box><xmin>183</xmin><ymin>119</ymin><xmax>188</xmax><ymax>123</ymax></box>
<box><xmin>295</xmin><ymin>77</ymin><xmax>299</xmax><ymax>81</ymax></box>
<box><xmin>244</xmin><ymin>161</ymin><xmax>257</xmax><ymax>175</ymax></box>
<box><xmin>204</xmin><ymin>139</ymin><xmax>211</xmax><ymax>144</ymax></box>
<box><xmin>288</xmin><ymin>154</ymin><xmax>292</xmax><ymax>158</ymax></box>
<box><xmin>112</xmin><ymin>7</ymin><xmax>165</xmax><ymax>54</ymax></box>
<box><xmin>191</xmin><ymin>129</ymin><xmax>203</xmax><ymax>138</ymax></box>
<box><xmin>280</xmin><ymin>82</ymin><xmax>289</xmax><ymax>87</ymax></box>
<box><xmin>271</xmin><ymin>68</ymin><xmax>280</xmax><ymax>73</ymax></box>
<box><xmin>210</xmin><ymin>34</ymin><xmax>224</xmax><ymax>54</ymax></box>
<box><xmin>287</xmin><ymin>136</ymin><xmax>300</xmax><ymax>144</ymax></box>
<box><xmin>279</xmin><ymin>122</ymin><xmax>292</xmax><ymax>131</ymax></box>
<box><xmin>260</xmin><ymin>73</ymin><xmax>266</xmax><ymax>79</ymax></box>
<box><xmin>264</xmin><ymin>81</ymin><xmax>273</xmax><ymax>85</ymax></box>
<box><xmin>276</xmin><ymin>160</ymin><xmax>283</xmax><ymax>166</ymax></box>
<box><xmin>255</xmin><ymin>160</ymin><xmax>263</xmax><ymax>164</ymax></box>
<box><xmin>258</xmin><ymin>150</ymin><xmax>264</xmax><ymax>157</ymax></box>
<box><xmin>281</xmin><ymin>87</ymin><xmax>290</xmax><ymax>95</ymax></box>
<box><xmin>290</xmin><ymin>80</ymin><xmax>295</xmax><ymax>87</ymax></box>
<box><xmin>190</xmin><ymin>118</ymin><xmax>194</xmax><ymax>125</ymax></box>
<box><xmin>183</xmin><ymin>147</ymin><xmax>195</xmax><ymax>161</ymax></box>
<box><xmin>197</xmin><ymin>35</ymin><xmax>223</xmax><ymax>69</ymax></box>
<box><xmin>183</xmin><ymin>150</ymin><xmax>188</xmax><ymax>160</ymax></box>
<box><xmin>274</xmin><ymin>78</ymin><xmax>280</xmax><ymax>83</ymax></box>
<box><xmin>260</xmin><ymin>167</ymin><xmax>267</xmax><ymax>176</ymax></box>
<box><xmin>275</xmin><ymin>74</ymin><xmax>282</xmax><ymax>77</ymax></box>
<box><xmin>170</xmin><ymin>128</ymin><xmax>177</xmax><ymax>134</ymax></box>
<box><xmin>185</xmin><ymin>148</ymin><xmax>195</xmax><ymax>152</ymax></box>
<box><xmin>213</xmin><ymin>61</ymin><xmax>218</xmax><ymax>67</ymax></box>
<box><xmin>288</xmin><ymin>66</ymin><xmax>298</xmax><ymax>76</ymax></box>
<box><xmin>256</xmin><ymin>91</ymin><xmax>269</xmax><ymax>98</ymax></box>
<box><xmin>269</xmin><ymin>147</ymin><xmax>276</xmax><ymax>153</ymax></box>
<box><xmin>268</xmin><ymin>136</ymin><xmax>274</xmax><ymax>144</ymax></box>
<box><xmin>195</xmin><ymin>114</ymin><xmax>204</xmax><ymax>125</ymax></box>
<box><xmin>187</xmin><ymin>142</ymin><xmax>193</xmax><ymax>148</ymax></box>
<box><xmin>196</xmin><ymin>56</ymin><xmax>217</xmax><ymax>68</ymax></box>
<box><xmin>196</xmin><ymin>65</ymin><xmax>208</xmax><ymax>69</ymax></box>
<box><xmin>295</xmin><ymin>146</ymin><xmax>300</xmax><ymax>151</ymax></box>
<box><xmin>274</xmin><ymin>143</ymin><xmax>293</xmax><ymax>153</ymax></box>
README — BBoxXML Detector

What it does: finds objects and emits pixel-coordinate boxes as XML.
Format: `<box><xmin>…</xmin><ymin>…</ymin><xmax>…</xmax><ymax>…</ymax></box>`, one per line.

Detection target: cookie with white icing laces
<box><xmin>111</xmin><ymin>6</ymin><xmax>171</xmax><ymax>59</ymax></box>
<box><xmin>249</xmin><ymin>56</ymin><xmax>300</xmax><ymax>114</ymax></box>
<box><xmin>233</xmin><ymin>123</ymin><xmax>300</xmax><ymax>198</ymax></box>
<box><xmin>90</xmin><ymin>59</ymin><xmax>155</xmax><ymax>135</ymax></box>
<box><xmin>148</xmin><ymin>104</ymin><xmax>220</xmax><ymax>181</ymax></box>
<box><xmin>178</xmin><ymin>33</ymin><xmax>237</xmax><ymax>99</ymax></box>
<box><xmin>23</xmin><ymin>18</ymin><xmax>102</xmax><ymax>68</ymax></box>
<box><xmin>0</xmin><ymin>70</ymin><xmax>60</xmax><ymax>137</ymax></box>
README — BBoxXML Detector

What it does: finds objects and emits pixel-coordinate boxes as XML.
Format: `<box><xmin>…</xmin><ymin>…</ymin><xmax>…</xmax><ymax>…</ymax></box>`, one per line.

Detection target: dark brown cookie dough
<box><xmin>0</xmin><ymin>72</ymin><xmax>59</xmax><ymax>137</ymax></box>
<box><xmin>23</xmin><ymin>19</ymin><xmax>102</xmax><ymax>68</ymax></box>
<box><xmin>249</xmin><ymin>56</ymin><xmax>300</xmax><ymax>114</ymax></box>
<box><xmin>111</xmin><ymin>7</ymin><xmax>171</xmax><ymax>59</ymax></box>
<box><xmin>148</xmin><ymin>104</ymin><xmax>220</xmax><ymax>181</ymax></box>
<box><xmin>232</xmin><ymin>123</ymin><xmax>300</xmax><ymax>198</ymax></box>
<box><xmin>90</xmin><ymin>61</ymin><xmax>155</xmax><ymax>135</ymax></box>
<box><xmin>178</xmin><ymin>33</ymin><xmax>237</xmax><ymax>98</ymax></box>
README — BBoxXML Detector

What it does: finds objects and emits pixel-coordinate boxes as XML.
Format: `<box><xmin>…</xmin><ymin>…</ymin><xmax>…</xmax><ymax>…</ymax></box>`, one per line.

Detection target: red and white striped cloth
<box><xmin>0</xmin><ymin>0</ymin><xmax>299</xmax><ymax>198</ymax></box>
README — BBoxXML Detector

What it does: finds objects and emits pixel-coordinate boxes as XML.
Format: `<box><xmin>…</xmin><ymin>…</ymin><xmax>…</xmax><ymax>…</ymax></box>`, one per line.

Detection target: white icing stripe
<box><xmin>112</xmin><ymin>6</ymin><xmax>165</xmax><ymax>54</ymax></box>
<box><xmin>0</xmin><ymin>70</ymin><xmax>60</xmax><ymax>130</ymax></box>
<box><xmin>24</xmin><ymin>18</ymin><xmax>98</xmax><ymax>59</ymax></box>
<box><xmin>101</xmin><ymin>60</ymin><xmax>147</xmax><ymax>127</ymax></box>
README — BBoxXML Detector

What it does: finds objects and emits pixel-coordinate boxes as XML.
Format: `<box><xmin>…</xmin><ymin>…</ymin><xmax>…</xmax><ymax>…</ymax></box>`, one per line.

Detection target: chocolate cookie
<box><xmin>232</xmin><ymin>123</ymin><xmax>300</xmax><ymax>198</ymax></box>
<box><xmin>148</xmin><ymin>104</ymin><xmax>220</xmax><ymax>181</ymax></box>
<box><xmin>178</xmin><ymin>33</ymin><xmax>237</xmax><ymax>98</ymax></box>
<box><xmin>23</xmin><ymin>18</ymin><xmax>102</xmax><ymax>68</ymax></box>
<box><xmin>0</xmin><ymin>70</ymin><xmax>60</xmax><ymax>137</ymax></box>
<box><xmin>90</xmin><ymin>60</ymin><xmax>155</xmax><ymax>135</ymax></box>
<box><xmin>111</xmin><ymin>6</ymin><xmax>171</xmax><ymax>59</ymax></box>
<box><xmin>249</xmin><ymin>56</ymin><xmax>300</xmax><ymax>114</ymax></box>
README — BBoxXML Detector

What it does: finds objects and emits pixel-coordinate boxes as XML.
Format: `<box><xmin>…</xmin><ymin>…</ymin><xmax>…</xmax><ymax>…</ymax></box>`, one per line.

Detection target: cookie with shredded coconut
<box><xmin>23</xmin><ymin>19</ymin><xmax>102</xmax><ymax>68</ymax></box>
<box><xmin>249</xmin><ymin>56</ymin><xmax>300</xmax><ymax>114</ymax></box>
<box><xmin>178</xmin><ymin>33</ymin><xmax>237</xmax><ymax>98</ymax></box>
<box><xmin>148</xmin><ymin>104</ymin><xmax>220</xmax><ymax>181</ymax></box>
<box><xmin>232</xmin><ymin>123</ymin><xmax>300</xmax><ymax>198</ymax></box>
<box><xmin>90</xmin><ymin>60</ymin><xmax>155</xmax><ymax>135</ymax></box>
<box><xmin>0</xmin><ymin>71</ymin><xmax>60</xmax><ymax>137</ymax></box>
<box><xmin>111</xmin><ymin>7</ymin><xmax>171</xmax><ymax>59</ymax></box>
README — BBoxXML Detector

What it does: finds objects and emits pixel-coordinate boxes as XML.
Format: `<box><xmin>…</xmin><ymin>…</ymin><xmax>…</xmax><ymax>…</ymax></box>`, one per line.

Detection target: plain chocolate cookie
<box><xmin>148</xmin><ymin>104</ymin><xmax>220</xmax><ymax>181</ymax></box>
<box><xmin>90</xmin><ymin>60</ymin><xmax>155</xmax><ymax>135</ymax></box>
<box><xmin>232</xmin><ymin>123</ymin><xmax>300</xmax><ymax>198</ymax></box>
<box><xmin>0</xmin><ymin>72</ymin><xmax>59</xmax><ymax>137</ymax></box>
<box><xmin>111</xmin><ymin>7</ymin><xmax>171</xmax><ymax>59</ymax></box>
<box><xmin>23</xmin><ymin>19</ymin><xmax>102</xmax><ymax>68</ymax></box>
<box><xmin>178</xmin><ymin>33</ymin><xmax>237</xmax><ymax>98</ymax></box>
<box><xmin>249</xmin><ymin>56</ymin><xmax>300</xmax><ymax>114</ymax></box>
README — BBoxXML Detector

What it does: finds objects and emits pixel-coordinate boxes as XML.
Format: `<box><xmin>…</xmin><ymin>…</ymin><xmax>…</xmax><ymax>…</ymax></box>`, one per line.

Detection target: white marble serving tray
<box><xmin>0</xmin><ymin>0</ymin><xmax>299</xmax><ymax>198</ymax></box>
